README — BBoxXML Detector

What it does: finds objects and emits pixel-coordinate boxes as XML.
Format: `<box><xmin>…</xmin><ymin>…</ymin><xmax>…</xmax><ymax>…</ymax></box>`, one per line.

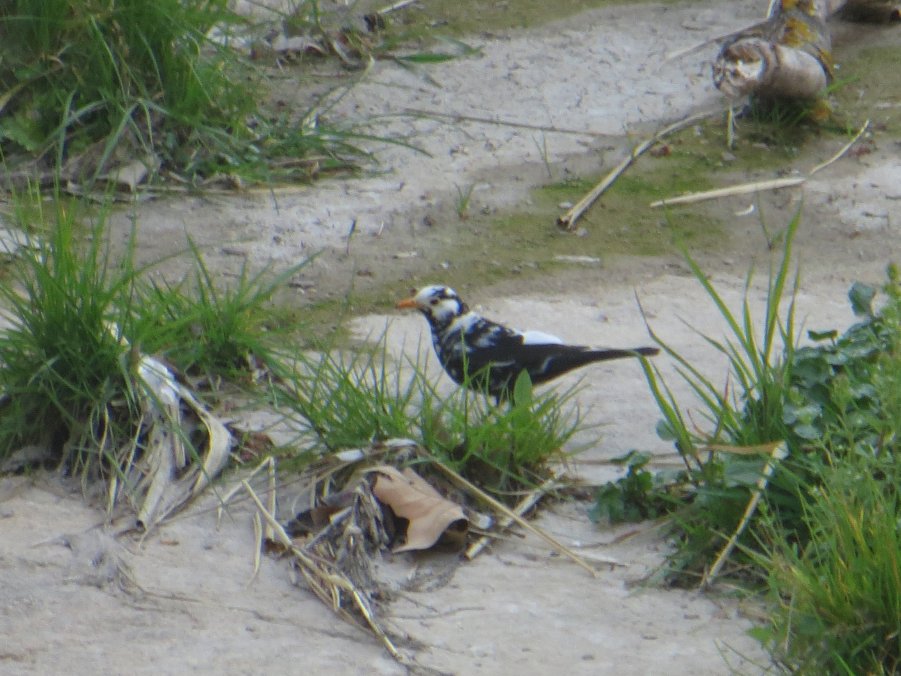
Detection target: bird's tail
<box><xmin>586</xmin><ymin>346</ymin><xmax>660</xmax><ymax>361</ymax></box>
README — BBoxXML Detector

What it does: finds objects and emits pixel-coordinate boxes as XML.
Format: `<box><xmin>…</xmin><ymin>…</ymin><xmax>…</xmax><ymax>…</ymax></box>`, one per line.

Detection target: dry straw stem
<box><xmin>465</xmin><ymin>465</ymin><xmax>566</xmax><ymax>561</ymax></box>
<box><xmin>808</xmin><ymin>118</ymin><xmax>871</xmax><ymax>175</ymax></box>
<box><xmin>650</xmin><ymin>177</ymin><xmax>807</xmax><ymax>208</ymax></box>
<box><xmin>241</xmin><ymin>480</ymin><xmax>405</xmax><ymax>663</ymax></box>
<box><xmin>556</xmin><ymin>108</ymin><xmax>720</xmax><ymax>231</ymax></box>
<box><xmin>701</xmin><ymin>441</ymin><xmax>789</xmax><ymax>588</ymax></box>
<box><xmin>376</xmin><ymin>0</ymin><xmax>418</xmax><ymax>15</ymax></box>
<box><xmin>404</xmin><ymin>107</ymin><xmax>610</xmax><ymax>137</ymax></box>
<box><xmin>650</xmin><ymin>118</ymin><xmax>869</xmax><ymax>208</ymax></box>
<box><xmin>216</xmin><ymin>456</ymin><xmax>277</xmax><ymax>527</ymax></box>
<box><xmin>216</xmin><ymin>457</ymin><xmax>280</xmax><ymax>583</ymax></box>
<box><xmin>428</xmin><ymin>456</ymin><xmax>611</xmax><ymax>575</ymax></box>
<box><xmin>251</xmin><ymin>511</ymin><xmax>263</xmax><ymax>583</ymax></box>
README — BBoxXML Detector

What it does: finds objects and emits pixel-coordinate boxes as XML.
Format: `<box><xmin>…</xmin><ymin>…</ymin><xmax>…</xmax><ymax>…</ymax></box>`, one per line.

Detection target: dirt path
<box><xmin>2</xmin><ymin>1</ymin><xmax>900</xmax><ymax>674</ymax></box>
<box><xmin>126</xmin><ymin>0</ymin><xmax>769</xmax><ymax>290</ymax></box>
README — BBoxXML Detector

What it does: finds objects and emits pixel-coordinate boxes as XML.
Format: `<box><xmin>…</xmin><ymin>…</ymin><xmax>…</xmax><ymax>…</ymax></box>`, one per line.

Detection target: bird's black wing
<box><xmin>438</xmin><ymin>313</ymin><xmax>656</xmax><ymax>399</ymax></box>
<box><xmin>437</xmin><ymin>319</ymin><xmax>524</xmax><ymax>390</ymax></box>
<box><xmin>453</xmin><ymin>323</ymin><xmax>593</xmax><ymax>391</ymax></box>
<box><xmin>468</xmin><ymin>339</ymin><xmax>655</xmax><ymax>388</ymax></box>
<box><xmin>472</xmin><ymin>341</ymin><xmax>593</xmax><ymax>384</ymax></box>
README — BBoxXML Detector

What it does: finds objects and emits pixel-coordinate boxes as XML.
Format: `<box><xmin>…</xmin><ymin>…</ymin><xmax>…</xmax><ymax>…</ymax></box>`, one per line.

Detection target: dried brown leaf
<box><xmin>370</xmin><ymin>466</ymin><xmax>467</xmax><ymax>552</ymax></box>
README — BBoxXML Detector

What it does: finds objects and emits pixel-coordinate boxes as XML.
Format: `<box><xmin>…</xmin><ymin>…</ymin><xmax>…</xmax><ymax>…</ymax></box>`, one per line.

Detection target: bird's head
<box><xmin>396</xmin><ymin>285</ymin><xmax>467</xmax><ymax>326</ymax></box>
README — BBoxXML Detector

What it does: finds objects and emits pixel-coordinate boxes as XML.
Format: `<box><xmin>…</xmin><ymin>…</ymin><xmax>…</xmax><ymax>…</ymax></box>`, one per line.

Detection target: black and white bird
<box><xmin>396</xmin><ymin>284</ymin><xmax>659</xmax><ymax>402</ymax></box>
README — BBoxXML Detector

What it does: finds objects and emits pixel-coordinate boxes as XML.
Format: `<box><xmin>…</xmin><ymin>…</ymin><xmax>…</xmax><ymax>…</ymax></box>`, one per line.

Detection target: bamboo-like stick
<box><xmin>650</xmin><ymin>177</ymin><xmax>806</xmax><ymax>208</ymax></box>
<box><xmin>702</xmin><ymin>442</ymin><xmax>788</xmax><ymax>587</ymax></box>
<box><xmin>556</xmin><ymin>109</ymin><xmax>720</xmax><ymax>231</ymax></box>
<box><xmin>465</xmin><ymin>466</ymin><xmax>565</xmax><ymax>561</ymax></box>
<box><xmin>265</xmin><ymin>456</ymin><xmax>277</xmax><ymax>543</ymax></box>
<box><xmin>250</xmin><ymin>511</ymin><xmax>263</xmax><ymax>583</ymax></box>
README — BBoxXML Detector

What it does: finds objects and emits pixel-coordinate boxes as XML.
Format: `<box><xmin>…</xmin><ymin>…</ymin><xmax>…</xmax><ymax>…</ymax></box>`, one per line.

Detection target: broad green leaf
<box><xmin>513</xmin><ymin>370</ymin><xmax>533</xmax><ymax>406</ymax></box>
<box><xmin>848</xmin><ymin>282</ymin><xmax>876</xmax><ymax>317</ymax></box>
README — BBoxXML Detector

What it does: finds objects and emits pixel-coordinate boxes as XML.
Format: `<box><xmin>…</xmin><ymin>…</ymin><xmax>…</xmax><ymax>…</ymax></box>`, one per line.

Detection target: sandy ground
<box><xmin>2</xmin><ymin>1</ymin><xmax>900</xmax><ymax>674</ymax></box>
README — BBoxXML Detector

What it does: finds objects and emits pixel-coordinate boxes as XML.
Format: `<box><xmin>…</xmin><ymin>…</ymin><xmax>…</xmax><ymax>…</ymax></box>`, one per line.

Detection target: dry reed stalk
<box><xmin>428</xmin><ymin>457</ymin><xmax>609</xmax><ymax>575</ymax></box>
<box><xmin>465</xmin><ymin>466</ymin><xmax>566</xmax><ymax>561</ymax></box>
<box><xmin>101</xmin><ymin>322</ymin><xmax>232</xmax><ymax>530</ymax></box>
<box><xmin>702</xmin><ymin>442</ymin><xmax>788</xmax><ymax>587</ymax></box>
<box><xmin>403</xmin><ymin>107</ymin><xmax>609</xmax><ymax>137</ymax></box>
<box><xmin>217</xmin><ymin>456</ymin><xmax>277</xmax><ymax>527</ymax></box>
<box><xmin>649</xmin><ymin>177</ymin><xmax>806</xmax><ymax>208</ymax></box>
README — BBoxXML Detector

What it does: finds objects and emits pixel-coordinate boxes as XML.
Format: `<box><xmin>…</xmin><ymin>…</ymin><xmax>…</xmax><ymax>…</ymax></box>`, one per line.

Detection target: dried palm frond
<box><xmin>106</xmin><ymin>326</ymin><xmax>232</xmax><ymax>531</ymax></box>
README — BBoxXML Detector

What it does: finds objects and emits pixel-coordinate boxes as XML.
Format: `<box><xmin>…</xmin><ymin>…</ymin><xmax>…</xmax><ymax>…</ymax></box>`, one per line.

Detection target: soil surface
<box><xmin>2</xmin><ymin>1</ymin><xmax>900</xmax><ymax>674</ymax></box>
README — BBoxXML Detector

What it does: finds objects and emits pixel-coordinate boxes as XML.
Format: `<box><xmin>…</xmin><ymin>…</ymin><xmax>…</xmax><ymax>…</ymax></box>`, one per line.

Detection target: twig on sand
<box><xmin>404</xmin><ymin>107</ymin><xmax>610</xmax><ymax>137</ymax></box>
<box><xmin>465</xmin><ymin>466</ymin><xmax>565</xmax><ymax>561</ymax></box>
<box><xmin>556</xmin><ymin>108</ymin><xmax>720</xmax><ymax>231</ymax></box>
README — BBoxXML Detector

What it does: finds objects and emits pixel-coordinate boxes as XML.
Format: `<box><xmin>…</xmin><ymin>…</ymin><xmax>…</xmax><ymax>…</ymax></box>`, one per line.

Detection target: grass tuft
<box><xmin>0</xmin><ymin>190</ymin><xmax>303</xmax><ymax>514</ymax></box>
<box><xmin>133</xmin><ymin>241</ymin><xmax>312</xmax><ymax>379</ymax></box>
<box><xmin>0</xmin><ymin>0</ymin><xmax>375</xmax><ymax>185</ymax></box>
<box><xmin>757</xmin><ymin>454</ymin><xmax>901</xmax><ymax>674</ymax></box>
<box><xmin>596</xmin><ymin>210</ymin><xmax>900</xmax><ymax>669</ymax></box>
<box><xmin>0</xmin><ymin>190</ymin><xmax>140</xmax><ymax>481</ymax></box>
<box><xmin>1</xmin><ymin>1</ymin><xmax>245</xmax><ymax>175</ymax></box>
<box><xmin>273</xmin><ymin>341</ymin><xmax>581</xmax><ymax>498</ymax></box>
<box><xmin>631</xmin><ymin>212</ymin><xmax>804</xmax><ymax>578</ymax></box>
<box><xmin>419</xmin><ymin>370</ymin><xmax>583</xmax><ymax>496</ymax></box>
<box><xmin>274</xmin><ymin>339</ymin><xmax>423</xmax><ymax>455</ymax></box>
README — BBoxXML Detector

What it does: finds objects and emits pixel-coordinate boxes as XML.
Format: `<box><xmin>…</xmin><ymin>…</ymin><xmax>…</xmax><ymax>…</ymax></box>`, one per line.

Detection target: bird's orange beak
<box><xmin>395</xmin><ymin>296</ymin><xmax>418</xmax><ymax>310</ymax></box>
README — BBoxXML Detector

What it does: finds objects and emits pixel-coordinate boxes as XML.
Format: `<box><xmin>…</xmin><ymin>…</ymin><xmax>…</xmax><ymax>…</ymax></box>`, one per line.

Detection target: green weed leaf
<box><xmin>655</xmin><ymin>419</ymin><xmax>678</xmax><ymax>441</ymax></box>
<box><xmin>513</xmin><ymin>370</ymin><xmax>534</xmax><ymax>406</ymax></box>
<box><xmin>848</xmin><ymin>282</ymin><xmax>876</xmax><ymax>317</ymax></box>
<box><xmin>808</xmin><ymin>329</ymin><xmax>838</xmax><ymax>342</ymax></box>
<box><xmin>590</xmin><ymin>451</ymin><xmax>671</xmax><ymax>524</ymax></box>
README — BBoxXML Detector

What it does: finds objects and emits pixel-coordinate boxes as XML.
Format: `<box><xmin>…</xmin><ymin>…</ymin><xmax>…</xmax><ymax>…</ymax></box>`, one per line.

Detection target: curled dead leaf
<box><xmin>369</xmin><ymin>466</ymin><xmax>468</xmax><ymax>552</ymax></box>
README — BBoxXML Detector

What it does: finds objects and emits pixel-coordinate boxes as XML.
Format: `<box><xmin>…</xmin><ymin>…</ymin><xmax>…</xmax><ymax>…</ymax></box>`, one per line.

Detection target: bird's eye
<box><xmin>430</xmin><ymin>298</ymin><xmax>439</xmax><ymax>306</ymax></box>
